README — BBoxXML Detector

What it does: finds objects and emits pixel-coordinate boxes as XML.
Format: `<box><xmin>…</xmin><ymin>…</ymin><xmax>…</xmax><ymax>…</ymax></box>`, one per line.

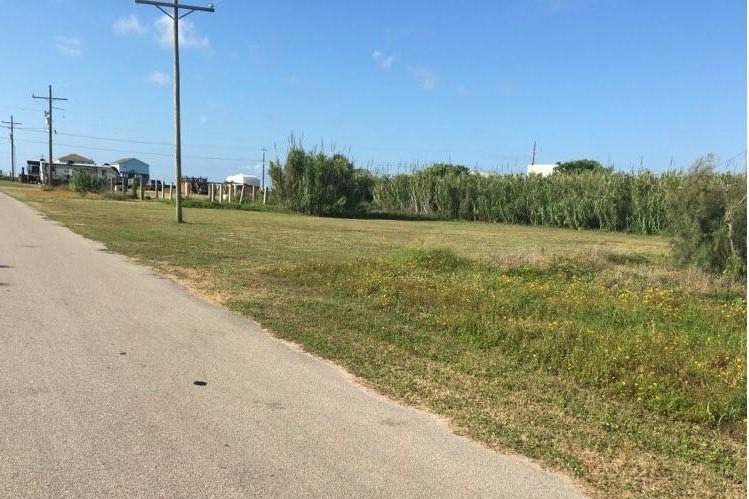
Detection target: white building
<box><xmin>225</xmin><ymin>174</ymin><xmax>261</xmax><ymax>187</ymax></box>
<box><xmin>527</xmin><ymin>164</ymin><xmax>558</xmax><ymax>177</ymax></box>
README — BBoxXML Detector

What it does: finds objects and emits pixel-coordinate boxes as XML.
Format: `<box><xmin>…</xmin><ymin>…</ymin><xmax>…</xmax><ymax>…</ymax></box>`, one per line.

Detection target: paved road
<box><xmin>0</xmin><ymin>192</ymin><xmax>584</xmax><ymax>498</ymax></box>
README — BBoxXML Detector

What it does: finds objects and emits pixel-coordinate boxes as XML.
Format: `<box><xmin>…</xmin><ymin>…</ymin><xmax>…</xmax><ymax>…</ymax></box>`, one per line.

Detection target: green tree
<box><xmin>420</xmin><ymin>162</ymin><xmax>470</xmax><ymax>177</ymax></box>
<box><xmin>555</xmin><ymin>159</ymin><xmax>609</xmax><ymax>174</ymax></box>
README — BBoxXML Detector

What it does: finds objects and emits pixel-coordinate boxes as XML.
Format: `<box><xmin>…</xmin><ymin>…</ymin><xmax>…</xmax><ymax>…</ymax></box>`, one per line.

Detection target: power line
<box><xmin>15</xmin><ymin>125</ymin><xmax>531</xmax><ymax>162</ymax></box>
<box><xmin>15</xmin><ymin>138</ymin><xmax>261</xmax><ymax>162</ymax></box>
<box><xmin>55</xmin><ymin>131</ymin><xmax>265</xmax><ymax>151</ymax></box>
<box><xmin>0</xmin><ymin>105</ymin><xmax>46</xmax><ymax>113</ymax></box>
<box><xmin>16</xmin><ymin>127</ymin><xmax>265</xmax><ymax>150</ymax></box>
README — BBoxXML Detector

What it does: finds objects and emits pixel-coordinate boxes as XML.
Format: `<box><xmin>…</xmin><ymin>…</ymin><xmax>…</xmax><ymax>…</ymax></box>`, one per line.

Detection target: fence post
<box><xmin>263</xmin><ymin>186</ymin><xmax>267</xmax><ymax>205</ymax></box>
<box><xmin>121</xmin><ymin>176</ymin><xmax>126</xmax><ymax>197</ymax></box>
<box><xmin>139</xmin><ymin>177</ymin><xmax>144</xmax><ymax>200</ymax></box>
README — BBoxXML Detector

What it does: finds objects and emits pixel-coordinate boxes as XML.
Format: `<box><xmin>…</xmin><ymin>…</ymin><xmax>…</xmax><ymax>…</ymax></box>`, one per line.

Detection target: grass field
<box><xmin>2</xmin><ymin>182</ymin><xmax>745</xmax><ymax>498</ymax></box>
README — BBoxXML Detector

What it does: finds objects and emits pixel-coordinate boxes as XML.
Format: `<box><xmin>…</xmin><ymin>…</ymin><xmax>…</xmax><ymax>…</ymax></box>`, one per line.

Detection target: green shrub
<box><xmin>670</xmin><ymin>155</ymin><xmax>746</xmax><ymax>277</ymax></box>
<box><xmin>69</xmin><ymin>168</ymin><xmax>106</xmax><ymax>195</ymax></box>
<box><xmin>269</xmin><ymin>145</ymin><xmax>372</xmax><ymax>216</ymax></box>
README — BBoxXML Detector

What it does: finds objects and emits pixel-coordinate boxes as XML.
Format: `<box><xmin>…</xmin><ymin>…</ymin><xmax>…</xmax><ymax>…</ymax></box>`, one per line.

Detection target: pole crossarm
<box><xmin>32</xmin><ymin>95</ymin><xmax>67</xmax><ymax>102</ymax></box>
<box><xmin>134</xmin><ymin>0</ymin><xmax>214</xmax><ymax>13</ymax></box>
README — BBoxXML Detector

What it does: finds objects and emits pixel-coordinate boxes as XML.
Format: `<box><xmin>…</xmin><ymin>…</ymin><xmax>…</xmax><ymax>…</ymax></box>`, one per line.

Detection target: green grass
<box><xmin>2</xmin><ymin>182</ymin><xmax>745</xmax><ymax>498</ymax></box>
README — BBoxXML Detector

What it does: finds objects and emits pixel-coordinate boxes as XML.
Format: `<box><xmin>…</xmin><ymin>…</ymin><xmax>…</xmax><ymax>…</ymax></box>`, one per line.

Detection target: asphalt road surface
<box><xmin>0</xmin><ymin>192</ymin><xmax>584</xmax><ymax>498</ymax></box>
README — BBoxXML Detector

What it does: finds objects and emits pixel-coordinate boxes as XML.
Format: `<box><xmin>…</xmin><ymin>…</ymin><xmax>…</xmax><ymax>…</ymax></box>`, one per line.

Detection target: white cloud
<box><xmin>155</xmin><ymin>15</ymin><xmax>209</xmax><ymax>49</ymax></box>
<box><xmin>408</xmin><ymin>65</ymin><xmax>436</xmax><ymax>90</ymax></box>
<box><xmin>149</xmin><ymin>70</ymin><xmax>170</xmax><ymax>86</ymax></box>
<box><xmin>55</xmin><ymin>36</ymin><xmax>81</xmax><ymax>56</ymax></box>
<box><xmin>113</xmin><ymin>14</ymin><xmax>145</xmax><ymax>35</ymax></box>
<box><xmin>372</xmin><ymin>49</ymin><xmax>395</xmax><ymax>70</ymax></box>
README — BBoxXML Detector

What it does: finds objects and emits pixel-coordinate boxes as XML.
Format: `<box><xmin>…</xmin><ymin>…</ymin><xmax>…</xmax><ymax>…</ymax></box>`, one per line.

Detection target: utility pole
<box><xmin>261</xmin><ymin>147</ymin><xmax>267</xmax><ymax>205</ymax></box>
<box><xmin>1</xmin><ymin>115</ymin><xmax>22</xmax><ymax>180</ymax></box>
<box><xmin>135</xmin><ymin>0</ymin><xmax>215</xmax><ymax>223</ymax></box>
<box><xmin>531</xmin><ymin>140</ymin><xmax>537</xmax><ymax>165</ymax></box>
<box><xmin>32</xmin><ymin>85</ymin><xmax>67</xmax><ymax>187</ymax></box>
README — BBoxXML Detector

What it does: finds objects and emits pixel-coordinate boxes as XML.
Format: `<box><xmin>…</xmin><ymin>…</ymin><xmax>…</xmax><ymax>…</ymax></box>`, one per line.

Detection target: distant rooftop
<box><xmin>58</xmin><ymin>153</ymin><xmax>94</xmax><ymax>164</ymax></box>
<box><xmin>111</xmin><ymin>157</ymin><xmax>149</xmax><ymax>165</ymax></box>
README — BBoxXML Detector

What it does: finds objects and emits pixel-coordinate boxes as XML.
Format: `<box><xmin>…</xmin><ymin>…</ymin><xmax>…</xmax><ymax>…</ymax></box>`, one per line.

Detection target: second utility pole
<box><xmin>261</xmin><ymin>147</ymin><xmax>266</xmax><ymax>205</ymax></box>
<box><xmin>531</xmin><ymin>140</ymin><xmax>537</xmax><ymax>165</ymax></box>
<box><xmin>32</xmin><ymin>85</ymin><xmax>67</xmax><ymax>187</ymax></box>
<box><xmin>1</xmin><ymin>115</ymin><xmax>22</xmax><ymax>180</ymax></box>
<box><xmin>135</xmin><ymin>0</ymin><xmax>215</xmax><ymax>223</ymax></box>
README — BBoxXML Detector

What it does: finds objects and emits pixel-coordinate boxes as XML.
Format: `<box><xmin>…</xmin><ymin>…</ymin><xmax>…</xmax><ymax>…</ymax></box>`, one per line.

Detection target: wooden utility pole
<box><xmin>261</xmin><ymin>147</ymin><xmax>266</xmax><ymax>204</ymax></box>
<box><xmin>1</xmin><ymin>115</ymin><xmax>22</xmax><ymax>180</ymax></box>
<box><xmin>135</xmin><ymin>0</ymin><xmax>215</xmax><ymax>223</ymax></box>
<box><xmin>531</xmin><ymin>141</ymin><xmax>537</xmax><ymax>165</ymax></box>
<box><xmin>32</xmin><ymin>85</ymin><xmax>67</xmax><ymax>187</ymax></box>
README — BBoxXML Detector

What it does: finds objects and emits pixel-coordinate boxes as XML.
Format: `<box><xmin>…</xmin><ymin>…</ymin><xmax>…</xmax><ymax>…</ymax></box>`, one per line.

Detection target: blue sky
<box><xmin>0</xmin><ymin>0</ymin><xmax>745</xmax><ymax>181</ymax></box>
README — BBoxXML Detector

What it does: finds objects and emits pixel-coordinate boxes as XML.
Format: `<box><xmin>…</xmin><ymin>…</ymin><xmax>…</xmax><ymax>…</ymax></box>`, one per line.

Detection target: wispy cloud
<box><xmin>55</xmin><ymin>36</ymin><xmax>82</xmax><ymax>56</ymax></box>
<box><xmin>113</xmin><ymin>14</ymin><xmax>145</xmax><ymax>35</ymax></box>
<box><xmin>497</xmin><ymin>80</ymin><xmax>514</xmax><ymax>96</ymax></box>
<box><xmin>155</xmin><ymin>15</ymin><xmax>209</xmax><ymax>49</ymax></box>
<box><xmin>372</xmin><ymin>49</ymin><xmax>395</xmax><ymax>70</ymax></box>
<box><xmin>408</xmin><ymin>65</ymin><xmax>436</xmax><ymax>90</ymax></box>
<box><xmin>149</xmin><ymin>70</ymin><xmax>170</xmax><ymax>86</ymax></box>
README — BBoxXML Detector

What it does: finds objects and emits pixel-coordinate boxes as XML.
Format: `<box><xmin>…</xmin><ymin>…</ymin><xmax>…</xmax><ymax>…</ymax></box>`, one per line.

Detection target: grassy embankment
<box><xmin>1</xmin><ymin>182</ymin><xmax>745</xmax><ymax>498</ymax></box>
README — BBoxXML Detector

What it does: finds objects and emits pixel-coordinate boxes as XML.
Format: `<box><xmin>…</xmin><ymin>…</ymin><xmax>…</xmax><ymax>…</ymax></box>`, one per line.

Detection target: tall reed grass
<box><xmin>372</xmin><ymin>169</ymin><xmax>743</xmax><ymax>235</ymax></box>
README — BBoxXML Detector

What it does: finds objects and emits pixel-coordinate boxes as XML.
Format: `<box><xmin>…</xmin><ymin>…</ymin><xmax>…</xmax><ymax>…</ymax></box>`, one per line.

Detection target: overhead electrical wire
<box><xmin>15</xmin><ymin>128</ymin><xmax>265</xmax><ymax>151</ymax></box>
<box><xmin>14</xmin><ymin>138</ymin><xmax>262</xmax><ymax>163</ymax></box>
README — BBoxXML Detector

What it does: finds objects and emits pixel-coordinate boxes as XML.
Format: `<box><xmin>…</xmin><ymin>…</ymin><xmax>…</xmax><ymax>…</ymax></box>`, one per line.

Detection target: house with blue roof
<box><xmin>110</xmin><ymin>158</ymin><xmax>150</xmax><ymax>182</ymax></box>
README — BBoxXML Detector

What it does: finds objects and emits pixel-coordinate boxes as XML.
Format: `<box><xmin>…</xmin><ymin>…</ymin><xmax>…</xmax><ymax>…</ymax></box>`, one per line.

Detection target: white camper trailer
<box><xmin>225</xmin><ymin>174</ymin><xmax>260</xmax><ymax>187</ymax></box>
